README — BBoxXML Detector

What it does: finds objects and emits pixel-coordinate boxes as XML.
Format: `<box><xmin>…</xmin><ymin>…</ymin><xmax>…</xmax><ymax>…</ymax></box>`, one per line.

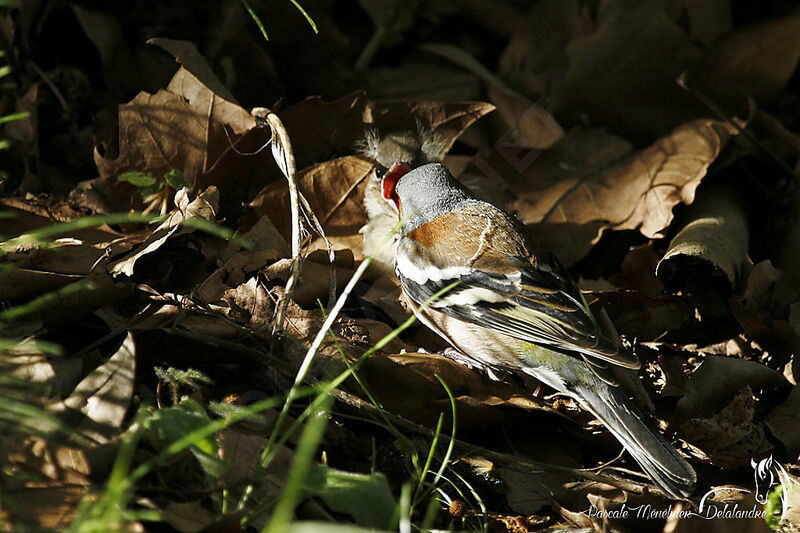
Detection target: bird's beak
<box><xmin>380</xmin><ymin>162</ymin><xmax>411</xmax><ymax>213</ymax></box>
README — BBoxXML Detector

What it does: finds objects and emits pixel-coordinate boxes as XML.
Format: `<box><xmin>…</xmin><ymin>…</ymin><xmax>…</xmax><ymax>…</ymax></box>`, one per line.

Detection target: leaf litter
<box><xmin>2</xmin><ymin>2</ymin><xmax>800</xmax><ymax>532</ymax></box>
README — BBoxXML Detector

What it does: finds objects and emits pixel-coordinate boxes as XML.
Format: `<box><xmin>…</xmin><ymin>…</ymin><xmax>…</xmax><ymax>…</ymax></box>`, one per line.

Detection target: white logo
<box><xmin>584</xmin><ymin>455</ymin><xmax>796</xmax><ymax>523</ymax></box>
<box><xmin>698</xmin><ymin>455</ymin><xmax>796</xmax><ymax>524</ymax></box>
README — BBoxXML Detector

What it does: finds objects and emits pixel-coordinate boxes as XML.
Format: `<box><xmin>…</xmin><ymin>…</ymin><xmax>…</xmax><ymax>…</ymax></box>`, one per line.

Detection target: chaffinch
<box><xmin>358</xmin><ymin>129</ymin><xmax>447</xmax><ymax>272</ymax></box>
<box><xmin>379</xmin><ymin>161</ymin><xmax>697</xmax><ymax>499</ymax></box>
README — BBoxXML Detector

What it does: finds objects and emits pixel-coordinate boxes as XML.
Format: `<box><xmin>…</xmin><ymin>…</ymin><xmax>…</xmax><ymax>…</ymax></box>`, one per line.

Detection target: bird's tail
<box><xmin>573</xmin><ymin>383</ymin><xmax>697</xmax><ymax>499</ymax></box>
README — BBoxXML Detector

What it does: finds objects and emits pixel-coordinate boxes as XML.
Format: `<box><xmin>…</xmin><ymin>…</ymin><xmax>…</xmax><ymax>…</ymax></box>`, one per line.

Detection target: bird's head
<box><xmin>389</xmin><ymin>163</ymin><xmax>475</xmax><ymax>233</ymax></box>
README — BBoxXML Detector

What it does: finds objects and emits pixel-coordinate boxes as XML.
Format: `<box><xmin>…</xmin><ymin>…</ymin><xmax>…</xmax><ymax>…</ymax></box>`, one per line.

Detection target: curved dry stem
<box><xmin>252</xmin><ymin>107</ymin><xmax>301</xmax><ymax>337</ymax></box>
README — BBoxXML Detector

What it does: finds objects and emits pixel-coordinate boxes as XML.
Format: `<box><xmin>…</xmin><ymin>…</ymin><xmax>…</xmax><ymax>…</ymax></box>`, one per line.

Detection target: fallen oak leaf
<box><xmin>94</xmin><ymin>89</ymin><xmax>208</xmax><ymax>187</ymax></box>
<box><xmin>149</xmin><ymin>38</ymin><xmax>255</xmax><ymax>135</ymax></box>
<box><xmin>512</xmin><ymin>119</ymin><xmax>736</xmax><ymax>239</ymax></box>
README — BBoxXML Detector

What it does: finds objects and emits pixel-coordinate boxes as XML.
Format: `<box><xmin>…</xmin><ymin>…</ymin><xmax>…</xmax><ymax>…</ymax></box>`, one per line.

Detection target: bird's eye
<box><xmin>374</xmin><ymin>166</ymin><xmax>386</xmax><ymax>179</ymax></box>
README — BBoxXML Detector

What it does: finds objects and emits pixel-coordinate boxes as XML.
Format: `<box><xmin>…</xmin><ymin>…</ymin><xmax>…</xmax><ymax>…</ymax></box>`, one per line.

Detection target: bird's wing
<box><xmin>396</xmin><ymin>205</ymin><xmax>640</xmax><ymax>370</ymax></box>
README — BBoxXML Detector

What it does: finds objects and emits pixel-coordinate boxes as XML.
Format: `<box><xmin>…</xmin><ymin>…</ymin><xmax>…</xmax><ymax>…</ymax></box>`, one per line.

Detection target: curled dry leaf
<box><xmin>656</xmin><ymin>186</ymin><xmax>750</xmax><ymax>293</ymax></box>
<box><xmin>110</xmin><ymin>187</ymin><xmax>219</xmax><ymax>277</ymax></box>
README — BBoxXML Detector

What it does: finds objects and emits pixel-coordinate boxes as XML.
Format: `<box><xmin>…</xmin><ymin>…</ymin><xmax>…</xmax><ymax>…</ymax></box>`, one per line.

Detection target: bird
<box><xmin>358</xmin><ymin>128</ymin><xmax>448</xmax><ymax>273</ymax></box>
<box><xmin>376</xmin><ymin>160</ymin><xmax>697</xmax><ymax>499</ymax></box>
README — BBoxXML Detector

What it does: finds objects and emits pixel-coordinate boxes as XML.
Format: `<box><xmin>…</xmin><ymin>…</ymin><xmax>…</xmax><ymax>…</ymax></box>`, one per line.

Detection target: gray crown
<box><xmin>395</xmin><ymin>163</ymin><xmax>478</xmax><ymax>234</ymax></box>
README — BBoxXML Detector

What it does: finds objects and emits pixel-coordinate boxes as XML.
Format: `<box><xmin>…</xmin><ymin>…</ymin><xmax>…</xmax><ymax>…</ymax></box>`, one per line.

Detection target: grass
<box><xmin>0</xmin><ymin>201</ymin><xmax>476</xmax><ymax>532</ymax></box>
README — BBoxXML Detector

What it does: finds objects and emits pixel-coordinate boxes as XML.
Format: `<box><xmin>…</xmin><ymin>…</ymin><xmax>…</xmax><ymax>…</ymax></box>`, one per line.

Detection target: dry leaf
<box><xmin>265</xmin><ymin>249</ymin><xmax>354</xmax><ymax>308</ymax></box>
<box><xmin>674</xmin><ymin>356</ymin><xmax>786</xmax><ymax>423</ymax></box>
<box><xmin>54</xmin><ymin>332</ymin><xmax>136</xmax><ymax>443</ymax></box>
<box><xmin>197</xmin><ymin>214</ymin><xmax>288</xmax><ymax>304</ymax></box>
<box><xmin>680</xmin><ymin>387</ymin><xmax>773</xmax><ymax>468</ymax></box>
<box><xmin>729</xmin><ymin>261</ymin><xmax>800</xmax><ymax>359</ymax></box>
<box><xmin>7</xmin><ymin>437</ymin><xmax>90</xmax><ymax>485</ymax></box>
<box><xmin>0</xmin><ymin>484</ymin><xmax>85</xmax><ymax>531</ymax></box>
<box><xmin>500</xmin><ymin>120</ymin><xmax>734</xmax><ymax>265</ymax></box>
<box><xmin>0</xmin><ymin>351</ymin><xmax>83</xmax><ymax>397</ymax></box>
<box><xmin>499</xmin><ymin>468</ymin><xmax>558</xmax><ymax>515</ymax></box>
<box><xmin>765</xmin><ymin>386</ymin><xmax>800</xmax><ymax>458</ymax></box>
<box><xmin>608</xmin><ymin>244</ymin><xmax>664</xmax><ymax>297</ymax></box>
<box><xmin>487</xmin><ymin>85</ymin><xmax>564</xmax><ymax>150</ymax></box>
<box><xmin>657</xmin><ymin>186</ymin><xmax>750</xmax><ymax>292</ymax></box>
<box><xmin>513</xmin><ymin>119</ymin><xmax>734</xmax><ymax>238</ymax></box>
<box><xmin>365</xmin><ymin>63</ymin><xmax>482</xmax><ymax>102</ymax></box>
<box><xmin>251</xmin><ymin>156</ymin><xmax>373</xmax><ymax>259</ymax></box>
<box><xmin>712</xmin><ymin>8</ymin><xmax>800</xmax><ymax>101</ymax></box>
<box><xmin>150</xmin><ymin>38</ymin><xmax>255</xmax><ymax>136</ymax></box>
<box><xmin>562</xmin><ymin>0</ymin><xmax>745</xmax><ymax>138</ymax></box>
<box><xmin>161</xmin><ymin>501</ymin><xmax>217</xmax><ymax>533</ymax></box>
<box><xmin>94</xmin><ymin>88</ymin><xmax>209</xmax><ymax>183</ymax></box>
<box><xmin>218</xmin><ymin>428</ymin><xmax>294</xmax><ymax>504</ymax></box>
<box><xmin>110</xmin><ymin>187</ymin><xmax>219</xmax><ymax>277</ymax></box>
<box><xmin>361</xmin><ymin>351</ymin><xmax>551</xmax><ymax>427</ymax></box>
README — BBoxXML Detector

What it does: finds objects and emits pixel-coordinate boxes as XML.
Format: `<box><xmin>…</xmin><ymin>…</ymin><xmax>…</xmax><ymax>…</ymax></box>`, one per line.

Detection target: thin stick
<box><xmin>251</xmin><ymin>107</ymin><xmax>301</xmax><ymax>337</ymax></box>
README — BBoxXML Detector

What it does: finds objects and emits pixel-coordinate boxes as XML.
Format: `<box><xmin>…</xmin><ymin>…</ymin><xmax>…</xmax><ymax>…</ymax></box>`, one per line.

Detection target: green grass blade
<box><xmin>262</xmin><ymin>395</ymin><xmax>331</xmax><ymax>533</ymax></box>
<box><xmin>288</xmin><ymin>0</ymin><xmax>318</xmax><ymax>33</ymax></box>
<box><xmin>241</xmin><ymin>0</ymin><xmax>270</xmax><ymax>42</ymax></box>
<box><xmin>432</xmin><ymin>374</ymin><xmax>457</xmax><ymax>487</ymax></box>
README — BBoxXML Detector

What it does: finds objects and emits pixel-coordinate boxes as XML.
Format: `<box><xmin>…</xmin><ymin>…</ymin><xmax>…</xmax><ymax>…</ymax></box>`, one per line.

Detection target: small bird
<box><xmin>381</xmin><ymin>161</ymin><xmax>697</xmax><ymax>499</ymax></box>
<box><xmin>358</xmin><ymin>128</ymin><xmax>448</xmax><ymax>272</ymax></box>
